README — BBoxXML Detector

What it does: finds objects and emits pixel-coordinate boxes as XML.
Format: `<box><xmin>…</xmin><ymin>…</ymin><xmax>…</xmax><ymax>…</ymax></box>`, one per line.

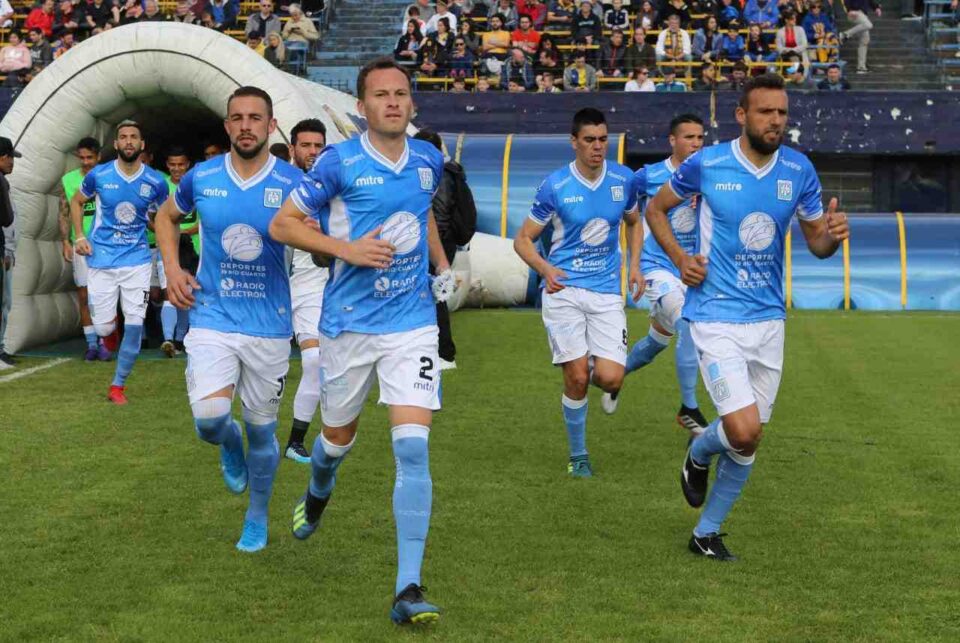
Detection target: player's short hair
<box><xmin>413</xmin><ymin>128</ymin><xmax>442</xmax><ymax>152</ymax></box>
<box><xmin>115</xmin><ymin>119</ymin><xmax>143</xmax><ymax>137</ymax></box>
<box><xmin>269</xmin><ymin>142</ymin><xmax>291</xmax><ymax>161</ymax></box>
<box><xmin>291</xmin><ymin>118</ymin><xmax>327</xmax><ymax>145</ymax></box>
<box><xmin>356</xmin><ymin>57</ymin><xmax>412</xmax><ymax>100</ymax></box>
<box><xmin>571</xmin><ymin>107</ymin><xmax>606</xmax><ymax>137</ymax></box>
<box><xmin>739</xmin><ymin>72</ymin><xmax>785</xmax><ymax>110</ymax></box>
<box><xmin>227</xmin><ymin>86</ymin><xmax>274</xmax><ymax>118</ymax></box>
<box><xmin>76</xmin><ymin>137</ymin><xmax>100</xmax><ymax>154</ymax></box>
<box><xmin>669</xmin><ymin>113</ymin><xmax>704</xmax><ymax>135</ymax></box>
<box><xmin>166</xmin><ymin>145</ymin><xmax>189</xmax><ymax>159</ymax></box>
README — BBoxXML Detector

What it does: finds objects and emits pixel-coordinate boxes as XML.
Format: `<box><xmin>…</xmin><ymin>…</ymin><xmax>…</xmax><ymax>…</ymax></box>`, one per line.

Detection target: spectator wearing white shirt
<box><xmin>0</xmin><ymin>0</ymin><xmax>14</xmax><ymax>29</ymax></box>
<box><xmin>424</xmin><ymin>0</ymin><xmax>458</xmax><ymax>35</ymax></box>
<box><xmin>624</xmin><ymin>65</ymin><xmax>655</xmax><ymax>91</ymax></box>
<box><xmin>655</xmin><ymin>15</ymin><xmax>692</xmax><ymax>66</ymax></box>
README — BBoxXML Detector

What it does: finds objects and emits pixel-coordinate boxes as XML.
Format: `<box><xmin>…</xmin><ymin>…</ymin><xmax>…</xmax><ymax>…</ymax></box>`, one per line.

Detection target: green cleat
<box><xmin>567</xmin><ymin>455</ymin><xmax>593</xmax><ymax>478</ymax></box>
<box><xmin>292</xmin><ymin>492</ymin><xmax>329</xmax><ymax>540</ymax></box>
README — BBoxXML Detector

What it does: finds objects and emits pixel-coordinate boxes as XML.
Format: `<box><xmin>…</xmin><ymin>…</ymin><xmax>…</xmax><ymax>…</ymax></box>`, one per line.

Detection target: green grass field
<box><xmin>1</xmin><ymin>310</ymin><xmax>959</xmax><ymax>641</ymax></box>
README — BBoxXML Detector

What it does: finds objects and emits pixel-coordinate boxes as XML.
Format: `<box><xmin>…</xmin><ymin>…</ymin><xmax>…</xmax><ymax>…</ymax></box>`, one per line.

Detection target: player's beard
<box><xmin>745</xmin><ymin>124</ymin><xmax>783</xmax><ymax>156</ymax></box>
<box><xmin>232</xmin><ymin>137</ymin><xmax>266</xmax><ymax>160</ymax></box>
<box><xmin>117</xmin><ymin>146</ymin><xmax>141</xmax><ymax>163</ymax></box>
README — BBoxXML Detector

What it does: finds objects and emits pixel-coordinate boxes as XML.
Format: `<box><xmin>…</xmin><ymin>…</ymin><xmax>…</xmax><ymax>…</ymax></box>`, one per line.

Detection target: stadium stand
<box><xmin>924</xmin><ymin>0</ymin><xmax>960</xmax><ymax>84</ymax></box>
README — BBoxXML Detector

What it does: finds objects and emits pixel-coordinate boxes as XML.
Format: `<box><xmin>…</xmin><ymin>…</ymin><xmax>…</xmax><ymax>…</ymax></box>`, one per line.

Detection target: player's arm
<box><xmin>154</xmin><ymin>195</ymin><xmax>199</xmax><ymax>309</ymax></box>
<box><xmin>70</xmin><ymin>189</ymin><xmax>92</xmax><ymax>256</ymax></box>
<box><xmin>623</xmin><ymin>207</ymin><xmax>645</xmax><ymax>302</ymax></box>
<box><xmin>799</xmin><ymin>196</ymin><xmax>849</xmax><ymax>259</ymax></box>
<box><xmin>645</xmin><ymin>185</ymin><xmax>707</xmax><ymax>287</ymax></box>
<box><xmin>514</xmin><ymin>218</ymin><xmax>567</xmax><ymax>294</ymax></box>
<box><xmin>58</xmin><ymin>192</ymin><xmax>73</xmax><ymax>262</ymax></box>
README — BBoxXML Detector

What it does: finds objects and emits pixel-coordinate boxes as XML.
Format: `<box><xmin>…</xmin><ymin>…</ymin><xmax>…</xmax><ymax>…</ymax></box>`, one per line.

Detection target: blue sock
<box><xmin>392</xmin><ymin>424</ymin><xmax>432</xmax><ymax>595</ymax></box>
<box><xmin>245</xmin><ymin>420</ymin><xmax>280</xmax><ymax>525</ymax></box>
<box><xmin>160</xmin><ymin>302</ymin><xmax>177</xmax><ymax>342</ymax></box>
<box><xmin>690</xmin><ymin>418</ymin><xmax>726</xmax><ymax>466</ymax></box>
<box><xmin>562</xmin><ymin>394</ymin><xmax>588</xmax><ymax>458</ymax></box>
<box><xmin>175</xmin><ymin>308</ymin><xmax>190</xmax><ymax>342</ymax></box>
<box><xmin>695</xmin><ymin>451</ymin><xmax>754</xmax><ymax>537</ymax></box>
<box><xmin>675</xmin><ymin>319</ymin><xmax>700</xmax><ymax>409</ymax></box>
<box><xmin>625</xmin><ymin>327</ymin><xmax>671</xmax><ymax>374</ymax></box>
<box><xmin>308</xmin><ymin>433</ymin><xmax>353</xmax><ymax>500</ymax></box>
<box><xmin>83</xmin><ymin>325</ymin><xmax>98</xmax><ymax>350</ymax></box>
<box><xmin>111</xmin><ymin>324</ymin><xmax>143</xmax><ymax>386</ymax></box>
<box><xmin>194</xmin><ymin>413</ymin><xmax>242</xmax><ymax>452</ymax></box>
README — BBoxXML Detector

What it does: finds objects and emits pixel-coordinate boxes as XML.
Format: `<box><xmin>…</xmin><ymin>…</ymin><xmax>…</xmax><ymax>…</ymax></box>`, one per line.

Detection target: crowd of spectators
<box><xmin>393</xmin><ymin>0</ymin><xmax>853</xmax><ymax>92</ymax></box>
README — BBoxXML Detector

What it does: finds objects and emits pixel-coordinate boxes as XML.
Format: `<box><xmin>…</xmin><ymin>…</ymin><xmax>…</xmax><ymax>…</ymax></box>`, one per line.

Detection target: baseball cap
<box><xmin>0</xmin><ymin>137</ymin><xmax>21</xmax><ymax>158</ymax></box>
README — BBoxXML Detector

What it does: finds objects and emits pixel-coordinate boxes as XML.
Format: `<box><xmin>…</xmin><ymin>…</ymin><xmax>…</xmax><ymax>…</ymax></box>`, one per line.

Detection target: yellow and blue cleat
<box><xmin>390</xmin><ymin>584</ymin><xmax>440</xmax><ymax>625</ymax></box>
<box><xmin>567</xmin><ymin>455</ymin><xmax>593</xmax><ymax>478</ymax></box>
<box><xmin>292</xmin><ymin>492</ymin><xmax>329</xmax><ymax>540</ymax></box>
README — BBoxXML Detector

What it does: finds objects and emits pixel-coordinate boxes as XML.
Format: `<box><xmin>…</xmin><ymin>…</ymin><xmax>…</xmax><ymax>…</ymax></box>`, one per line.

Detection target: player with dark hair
<box><xmin>157</xmin><ymin>146</ymin><xmax>197</xmax><ymax>357</ymax></box>
<box><xmin>646</xmin><ymin>74</ymin><xmax>849</xmax><ymax>560</ymax></box>
<box><xmin>514</xmin><ymin>107</ymin><xmax>644</xmax><ymax>478</ymax></box>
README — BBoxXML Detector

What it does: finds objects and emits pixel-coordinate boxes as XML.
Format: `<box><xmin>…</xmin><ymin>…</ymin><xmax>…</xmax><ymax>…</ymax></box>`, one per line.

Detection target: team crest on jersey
<box><xmin>610</xmin><ymin>185</ymin><xmax>624</xmax><ymax>202</ymax></box>
<box><xmin>418</xmin><ymin>167</ymin><xmax>433</xmax><ymax>191</ymax></box>
<box><xmin>139</xmin><ymin>183</ymin><xmax>152</xmax><ymax>198</ymax></box>
<box><xmin>264</xmin><ymin>188</ymin><xmax>283</xmax><ymax>208</ymax></box>
<box><xmin>777</xmin><ymin>180</ymin><xmax>793</xmax><ymax>201</ymax></box>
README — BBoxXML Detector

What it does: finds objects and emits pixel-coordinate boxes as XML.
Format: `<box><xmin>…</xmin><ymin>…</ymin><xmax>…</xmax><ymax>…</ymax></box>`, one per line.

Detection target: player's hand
<box><xmin>431</xmin><ymin>268</ymin><xmax>456</xmax><ymax>303</ymax></box>
<box><xmin>62</xmin><ymin>241</ymin><xmax>73</xmax><ymax>263</ymax></box>
<box><xmin>74</xmin><ymin>238</ymin><xmax>92</xmax><ymax>256</ymax></box>
<box><xmin>679</xmin><ymin>254</ymin><xmax>708</xmax><ymax>287</ymax></box>
<box><xmin>542</xmin><ymin>264</ymin><xmax>567</xmax><ymax>294</ymax></box>
<box><xmin>628</xmin><ymin>268</ymin><xmax>645</xmax><ymax>302</ymax></box>
<box><xmin>342</xmin><ymin>226</ymin><xmax>395</xmax><ymax>268</ymax></box>
<box><xmin>825</xmin><ymin>197</ymin><xmax>849</xmax><ymax>242</ymax></box>
<box><xmin>166</xmin><ymin>266</ymin><xmax>201</xmax><ymax>309</ymax></box>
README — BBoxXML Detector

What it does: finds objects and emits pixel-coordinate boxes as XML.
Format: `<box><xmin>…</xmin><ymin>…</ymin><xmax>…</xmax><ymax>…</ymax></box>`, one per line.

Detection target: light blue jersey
<box><xmin>174</xmin><ymin>154</ymin><xmax>301</xmax><ymax>339</ymax></box>
<box><xmin>637</xmin><ymin>157</ymin><xmax>698</xmax><ymax>277</ymax></box>
<box><xmin>530</xmin><ymin>161</ymin><xmax>639</xmax><ymax>296</ymax></box>
<box><xmin>669</xmin><ymin>138</ymin><xmax>824</xmax><ymax>322</ymax></box>
<box><xmin>290</xmin><ymin>132</ymin><xmax>444</xmax><ymax>338</ymax></box>
<box><xmin>80</xmin><ymin>160</ymin><xmax>168</xmax><ymax>269</ymax></box>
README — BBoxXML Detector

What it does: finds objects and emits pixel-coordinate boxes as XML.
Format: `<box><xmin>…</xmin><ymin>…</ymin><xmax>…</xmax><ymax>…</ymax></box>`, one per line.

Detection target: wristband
<box><xmin>74</xmin><ymin>236</ymin><xmax>86</xmax><ymax>243</ymax></box>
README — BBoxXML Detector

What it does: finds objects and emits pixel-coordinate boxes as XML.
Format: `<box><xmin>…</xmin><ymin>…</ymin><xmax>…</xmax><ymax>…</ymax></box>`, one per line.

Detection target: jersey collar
<box><xmin>361</xmin><ymin>131</ymin><xmax>409</xmax><ymax>174</ymax></box>
<box><xmin>569</xmin><ymin>160</ymin><xmax>607</xmax><ymax>191</ymax></box>
<box><xmin>664</xmin><ymin>157</ymin><xmax>676</xmax><ymax>173</ymax></box>
<box><xmin>113</xmin><ymin>160</ymin><xmax>145</xmax><ymax>183</ymax></box>
<box><xmin>731</xmin><ymin>138</ymin><xmax>779</xmax><ymax>180</ymax></box>
<box><xmin>225</xmin><ymin>152</ymin><xmax>276</xmax><ymax>191</ymax></box>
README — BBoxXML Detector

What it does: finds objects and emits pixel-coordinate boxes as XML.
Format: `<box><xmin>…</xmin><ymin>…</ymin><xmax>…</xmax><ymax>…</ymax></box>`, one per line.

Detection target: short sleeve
<box><xmin>79</xmin><ymin>171</ymin><xmax>96</xmax><ymax>198</ymax></box>
<box><xmin>431</xmin><ymin>150</ymin><xmax>444</xmax><ymax>197</ymax></box>
<box><xmin>174</xmin><ymin>167</ymin><xmax>196</xmax><ymax>215</ymax></box>
<box><xmin>623</xmin><ymin>173</ymin><xmax>639</xmax><ymax>214</ymax></box>
<box><xmin>290</xmin><ymin>146</ymin><xmax>342</xmax><ymax>216</ymax></box>
<box><xmin>152</xmin><ymin>178</ymin><xmax>168</xmax><ymax>209</ymax></box>
<box><xmin>529</xmin><ymin>178</ymin><xmax>556</xmax><ymax>226</ymax></box>
<box><xmin>795</xmin><ymin>161</ymin><xmax>824</xmax><ymax>221</ymax></box>
<box><xmin>669</xmin><ymin>151</ymin><xmax>702</xmax><ymax>200</ymax></box>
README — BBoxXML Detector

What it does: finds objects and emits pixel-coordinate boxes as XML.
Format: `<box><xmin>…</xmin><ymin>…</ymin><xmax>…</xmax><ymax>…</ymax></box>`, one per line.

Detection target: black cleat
<box><xmin>681</xmin><ymin>447</ymin><xmax>710</xmax><ymax>508</ymax></box>
<box><xmin>677</xmin><ymin>405</ymin><xmax>709</xmax><ymax>434</ymax></box>
<box><xmin>689</xmin><ymin>532</ymin><xmax>738</xmax><ymax>561</ymax></box>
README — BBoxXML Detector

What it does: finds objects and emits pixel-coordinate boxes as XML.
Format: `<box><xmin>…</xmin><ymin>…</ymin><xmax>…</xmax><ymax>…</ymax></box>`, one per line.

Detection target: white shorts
<box><xmin>291</xmin><ymin>268</ymin><xmax>328</xmax><ymax>344</ymax></box>
<box><xmin>541</xmin><ymin>286</ymin><xmax>627</xmax><ymax>366</ymax></box>
<box><xmin>87</xmin><ymin>263</ymin><xmax>151</xmax><ymax>325</ymax></box>
<box><xmin>73</xmin><ymin>252</ymin><xmax>89</xmax><ymax>288</ymax></box>
<box><xmin>149</xmin><ymin>248</ymin><xmax>167</xmax><ymax>290</ymax></box>
<box><xmin>690</xmin><ymin>320</ymin><xmax>785</xmax><ymax>423</ymax></box>
<box><xmin>644</xmin><ymin>269</ymin><xmax>687</xmax><ymax>332</ymax></box>
<box><xmin>184</xmin><ymin>328</ymin><xmax>291</xmax><ymax>415</ymax></box>
<box><xmin>320</xmin><ymin>325</ymin><xmax>441</xmax><ymax>427</ymax></box>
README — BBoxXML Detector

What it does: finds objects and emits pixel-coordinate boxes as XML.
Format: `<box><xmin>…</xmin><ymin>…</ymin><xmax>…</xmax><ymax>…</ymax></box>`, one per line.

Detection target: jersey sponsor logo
<box><xmin>611</xmin><ymin>185</ymin><xmax>624</xmax><ymax>202</ymax></box>
<box><xmin>715</xmin><ymin>182</ymin><xmax>742</xmax><ymax>191</ymax></box>
<box><xmin>418</xmin><ymin>167</ymin><xmax>434</xmax><ymax>191</ymax></box>
<box><xmin>196</xmin><ymin>166</ymin><xmax>222</xmax><ymax>178</ymax></box>
<box><xmin>777</xmin><ymin>180</ymin><xmax>793</xmax><ymax>201</ymax></box>
<box><xmin>671</xmin><ymin>205</ymin><xmax>697</xmax><ymax>234</ymax></box>
<box><xmin>263</xmin><ymin>188</ymin><xmax>283</xmax><ymax>208</ymax></box>
<box><xmin>563</xmin><ymin>195</ymin><xmax>584</xmax><ymax>204</ymax></box>
<box><xmin>270</xmin><ymin>172</ymin><xmax>293</xmax><ymax>185</ymax></box>
<box><xmin>221</xmin><ymin>223</ymin><xmax>264</xmax><ymax>261</ymax></box>
<box><xmin>381</xmin><ymin>211</ymin><xmax>421</xmax><ymax>255</ymax></box>
<box><xmin>341</xmin><ymin>153</ymin><xmax>365</xmax><ymax>167</ymax></box>
<box><xmin>374</xmin><ymin>276</ymin><xmax>391</xmax><ymax>292</ymax></box>
<box><xmin>580</xmin><ymin>218</ymin><xmax>611</xmax><ymax>247</ymax></box>
<box><xmin>780</xmin><ymin>158</ymin><xmax>802</xmax><ymax>171</ymax></box>
<box><xmin>739</xmin><ymin>212</ymin><xmax>776</xmax><ymax>251</ymax></box>
<box><xmin>139</xmin><ymin>183</ymin><xmax>152</xmax><ymax>198</ymax></box>
<box><xmin>608</xmin><ymin>171</ymin><xmax>627</xmax><ymax>181</ymax></box>
<box><xmin>114</xmin><ymin>201</ymin><xmax>138</xmax><ymax>224</ymax></box>
<box><xmin>354</xmin><ymin>175</ymin><xmax>385</xmax><ymax>187</ymax></box>
<box><xmin>202</xmin><ymin>188</ymin><xmax>228</xmax><ymax>198</ymax></box>
<box><xmin>702</xmin><ymin>155</ymin><xmax>730</xmax><ymax>167</ymax></box>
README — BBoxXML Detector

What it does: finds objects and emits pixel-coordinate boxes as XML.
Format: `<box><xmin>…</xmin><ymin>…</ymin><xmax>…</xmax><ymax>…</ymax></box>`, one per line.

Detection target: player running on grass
<box><xmin>155</xmin><ymin>86</ymin><xmax>301</xmax><ymax>553</ymax></box>
<box><xmin>158</xmin><ymin>146</ymin><xmax>198</xmax><ymax>358</ymax></box>
<box><xmin>645</xmin><ymin>74</ymin><xmax>849</xmax><ymax>561</ymax></box>
<box><xmin>513</xmin><ymin>107</ymin><xmax>644</xmax><ymax>479</ymax></box>
<box><xmin>269</xmin><ymin>58</ymin><xmax>454</xmax><ymax>625</ymax></box>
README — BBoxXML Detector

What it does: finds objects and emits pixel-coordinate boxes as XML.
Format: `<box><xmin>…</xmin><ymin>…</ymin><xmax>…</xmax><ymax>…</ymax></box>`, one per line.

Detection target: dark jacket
<box><xmin>433</xmin><ymin>161</ymin><xmax>477</xmax><ymax>261</ymax></box>
<box><xmin>0</xmin><ymin>174</ymin><xmax>13</xmax><ymax>257</ymax></box>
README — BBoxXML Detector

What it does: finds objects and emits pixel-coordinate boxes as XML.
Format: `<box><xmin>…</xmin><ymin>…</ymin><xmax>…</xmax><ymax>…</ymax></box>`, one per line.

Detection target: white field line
<box><xmin>0</xmin><ymin>358</ymin><xmax>71</xmax><ymax>384</ymax></box>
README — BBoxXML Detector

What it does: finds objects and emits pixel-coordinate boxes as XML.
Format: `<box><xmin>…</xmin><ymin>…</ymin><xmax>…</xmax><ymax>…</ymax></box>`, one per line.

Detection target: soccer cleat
<box><xmin>236</xmin><ymin>519</ymin><xmax>268</xmax><ymax>553</ymax></box>
<box><xmin>680</xmin><ymin>447</ymin><xmax>709</xmax><ymax>508</ymax></box>
<box><xmin>600</xmin><ymin>391</ymin><xmax>619</xmax><ymax>415</ymax></box>
<box><xmin>84</xmin><ymin>347</ymin><xmax>99</xmax><ymax>361</ymax></box>
<box><xmin>0</xmin><ymin>351</ymin><xmax>16</xmax><ymax>366</ymax></box>
<box><xmin>102</xmin><ymin>329</ymin><xmax>120</xmax><ymax>352</ymax></box>
<box><xmin>677</xmin><ymin>405</ymin><xmax>709</xmax><ymax>435</ymax></box>
<box><xmin>97</xmin><ymin>345</ymin><xmax>113</xmax><ymax>361</ymax></box>
<box><xmin>689</xmin><ymin>532</ymin><xmax>738</xmax><ymax>562</ymax></box>
<box><xmin>160</xmin><ymin>340</ymin><xmax>177</xmax><ymax>358</ymax></box>
<box><xmin>107</xmin><ymin>385</ymin><xmax>128</xmax><ymax>405</ymax></box>
<box><xmin>439</xmin><ymin>358</ymin><xmax>457</xmax><ymax>371</ymax></box>
<box><xmin>292</xmin><ymin>492</ymin><xmax>329</xmax><ymax>540</ymax></box>
<box><xmin>567</xmin><ymin>455</ymin><xmax>593</xmax><ymax>478</ymax></box>
<box><xmin>220</xmin><ymin>423</ymin><xmax>248</xmax><ymax>495</ymax></box>
<box><xmin>390</xmin><ymin>584</ymin><xmax>441</xmax><ymax>625</ymax></box>
<box><xmin>284</xmin><ymin>442</ymin><xmax>311</xmax><ymax>464</ymax></box>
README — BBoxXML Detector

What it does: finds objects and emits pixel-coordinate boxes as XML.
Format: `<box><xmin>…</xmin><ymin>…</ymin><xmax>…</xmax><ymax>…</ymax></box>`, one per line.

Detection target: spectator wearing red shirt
<box><xmin>26</xmin><ymin>0</ymin><xmax>57</xmax><ymax>38</ymax></box>
<box><xmin>517</xmin><ymin>0</ymin><xmax>547</xmax><ymax>29</ymax></box>
<box><xmin>511</xmin><ymin>14</ymin><xmax>541</xmax><ymax>56</ymax></box>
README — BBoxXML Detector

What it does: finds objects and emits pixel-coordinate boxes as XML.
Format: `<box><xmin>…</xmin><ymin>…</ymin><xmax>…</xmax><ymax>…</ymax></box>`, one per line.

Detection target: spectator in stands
<box><xmin>535</xmin><ymin>46</ymin><xmax>562</xmax><ymax>75</ymax></box>
<box><xmin>776</xmin><ymin>11</ymin><xmax>809</xmax><ymax>66</ymax></box>
<box><xmin>597</xmin><ymin>28</ymin><xmax>627</xmax><ymax>76</ymax></box>
<box><xmin>141</xmin><ymin>0</ymin><xmax>169</xmax><ymax>22</ymax></box>
<box><xmin>418</xmin><ymin>38</ymin><xmax>446</xmax><ymax>75</ymax></box>
<box><xmin>396</xmin><ymin>20</ymin><xmax>424</xmax><ymax>62</ymax></box>
<box><xmin>427</xmin><ymin>0</ymin><xmax>459</xmax><ymax>34</ymax></box>
<box><xmin>537</xmin><ymin>69</ymin><xmax>562</xmax><ymax>91</ymax></box>
<box><xmin>604</xmin><ymin>0</ymin><xmax>629</xmax><ymax>30</ymax></box>
<box><xmin>718</xmin><ymin>25</ymin><xmax>746</xmax><ymax>61</ymax></box>
<box><xmin>120</xmin><ymin>1</ymin><xmax>145</xmax><ymax>25</ymax></box>
<box><xmin>0</xmin><ymin>0</ymin><xmax>12</xmax><ymax>30</ymax></box>
<box><xmin>624</xmin><ymin>65</ymin><xmax>656</xmax><ymax>90</ymax></box>
<box><xmin>501</xmin><ymin>47</ymin><xmax>535</xmax><ymax>87</ymax></box>
<box><xmin>209</xmin><ymin>0</ymin><xmax>239</xmax><ymax>30</ymax></box>
<box><xmin>476</xmin><ymin>75</ymin><xmax>492</xmax><ymax>91</ymax></box>
<box><xmin>459</xmin><ymin>20</ymin><xmax>481</xmax><ymax>55</ymax></box>
<box><xmin>803</xmin><ymin>2</ymin><xmax>834</xmax><ymax>41</ymax></box>
<box><xmin>86</xmin><ymin>0</ymin><xmax>118</xmax><ymax>31</ymax></box>
<box><xmin>563</xmin><ymin>51</ymin><xmax>598</xmax><ymax>90</ymax></box>
<box><xmin>660</xmin><ymin>0</ymin><xmax>692</xmax><ymax>28</ymax></box>
<box><xmin>171</xmin><ymin>0</ymin><xmax>199</xmax><ymax>24</ymax></box>
<box><xmin>656</xmin><ymin>65</ymin><xmax>687</xmax><ymax>90</ymax></box>
<box><xmin>536</xmin><ymin>33</ymin><xmax>561</xmax><ymax>62</ymax></box>
<box><xmin>689</xmin><ymin>0</ymin><xmax>720</xmax><ymax>27</ymax></box>
<box><xmin>838</xmin><ymin>0</ymin><xmax>880</xmax><ymax>73</ymax></box>
<box><xmin>263</xmin><ymin>32</ymin><xmax>286</xmax><ymax>67</ymax></box>
<box><xmin>656</xmin><ymin>15</ymin><xmax>692</xmax><ymax>67</ymax></box>
<box><xmin>55</xmin><ymin>30</ymin><xmax>76</xmax><ymax>57</ymax></box>
<box><xmin>635</xmin><ymin>0</ymin><xmax>658</xmax><ymax>31</ymax></box>
<box><xmin>692</xmin><ymin>61</ymin><xmax>724</xmax><ymax>89</ymax></box>
<box><xmin>784</xmin><ymin>55</ymin><xmax>816</xmax><ymax>89</ymax></box>
<box><xmin>693</xmin><ymin>15</ymin><xmax>722</xmax><ymax>62</ymax></box>
<box><xmin>481</xmin><ymin>14</ymin><xmax>512</xmax><ymax>60</ymax></box>
<box><xmin>403</xmin><ymin>0</ymin><xmax>434</xmax><ymax>33</ymax></box>
<box><xmin>247</xmin><ymin>33</ymin><xmax>266</xmax><ymax>54</ymax></box>
<box><xmin>448</xmin><ymin>35</ymin><xmax>476</xmax><ymax>75</ymax></box>
<box><xmin>743</xmin><ymin>0</ymin><xmax>778</xmax><ymax>31</ymax></box>
<box><xmin>745</xmin><ymin>22</ymin><xmax>776</xmax><ymax>63</ymax></box>
<box><xmin>403</xmin><ymin>6</ymin><xmax>425</xmax><ymax>33</ymax></box>
<box><xmin>547</xmin><ymin>0</ymin><xmax>577</xmax><ymax>30</ymax></box>
<box><xmin>26</xmin><ymin>0</ymin><xmax>57</xmax><ymax>38</ymax></box>
<box><xmin>429</xmin><ymin>17</ymin><xmax>455</xmax><ymax>53</ymax></box>
<box><xmin>55</xmin><ymin>0</ymin><xmax>81</xmax><ymax>35</ymax></box>
<box><xmin>783</xmin><ymin>0</ymin><xmax>809</xmax><ymax>20</ymax></box>
<box><xmin>283</xmin><ymin>4</ymin><xmax>318</xmax><ymax>44</ymax></box>
<box><xmin>817</xmin><ymin>62</ymin><xmax>850</xmax><ymax>89</ymax></box>
<box><xmin>246</xmin><ymin>0</ymin><xmax>282</xmax><ymax>39</ymax></box>
<box><xmin>488</xmin><ymin>0</ymin><xmax>519</xmax><ymax>29</ymax></box>
<box><xmin>572</xmin><ymin>1</ymin><xmax>602</xmax><ymax>43</ymax></box>
<box><xmin>449</xmin><ymin>76</ymin><xmax>467</xmax><ymax>92</ymax></box>
<box><xmin>0</xmin><ymin>32</ymin><xmax>32</xmax><ymax>82</ymax></box>
<box><xmin>570</xmin><ymin>36</ymin><xmax>597</xmax><ymax>66</ymax></box>
<box><xmin>507</xmin><ymin>74</ymin><xmax>527</xmax><ymax>91</ymax></box>
<box><xmin>28</xmin><ymin>27</ymin><xmax>53</xmax><ymax>73</ymax></box>
<box><xmin>717</xmin><ymin>0</ymin><xmax>741</xmax><ymax>28</ymax></box>
<box><xmin>511</xmin><ymin>14</ymin><xmax>541</xmax><ymax>56</ymax></box>
<box><xmin>624</xmin><ymin>27</ymin><xmax>657</xmax><ymax>73</ymax></box>
<box><xmin>518</xmin><ymin>0</ymin><xmax>548</xmax><ymax>29</ymax></box>
<box><xmin>726</xmin><ymin>59</ymin><xmax>747</xmax><ymax>88</ymax></box>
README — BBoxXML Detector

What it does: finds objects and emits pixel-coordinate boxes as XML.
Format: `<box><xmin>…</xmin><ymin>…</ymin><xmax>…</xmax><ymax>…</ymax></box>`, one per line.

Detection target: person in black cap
<box><xmin>0</xmin><ymin>135</ymin><xmax>22</xmax><ymax>368</ymax></box>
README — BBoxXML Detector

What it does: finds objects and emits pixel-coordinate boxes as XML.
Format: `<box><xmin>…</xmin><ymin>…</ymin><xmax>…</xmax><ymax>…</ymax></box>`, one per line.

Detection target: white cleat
<box><xmin>600</xmin><ymin>391</ymin><xmax>619</xmax><ymax>415</ymax></box>
<box><xmin>439</xmin><ymin>358</ymin><xmax>457</xmax><ymax>371</ymax></box>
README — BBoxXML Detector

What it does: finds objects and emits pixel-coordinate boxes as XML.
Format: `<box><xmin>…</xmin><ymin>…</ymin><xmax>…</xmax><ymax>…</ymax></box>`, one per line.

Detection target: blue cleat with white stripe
<box><xmin>236</xmin><ymin>519</ymin><xmax>268</xmax><ymax>553</ymax></box>
<box><xmin>390</xmin><ymin>584</ymin><xmax>441</xmax><ymax>626</ymax></box>
<box><xmin>220</xmin><ymin>421</ymin><xmax>247</xmax><ymax>495</ymax></box>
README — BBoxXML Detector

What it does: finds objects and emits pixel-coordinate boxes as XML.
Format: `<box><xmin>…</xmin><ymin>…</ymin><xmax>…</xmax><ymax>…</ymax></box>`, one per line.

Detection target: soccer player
<box><xmin>645</xmin><ymin>74</ymin><xmax>849</xmax><ymax>560</ymax></box>
<box><xmin>283</xmin><ymin>118</ymin><xmax>328</xmax><ymax>464</ymax></box>
<box><xmin>60</xmin><ymin>137</ymin><xmax>111</xmax><ymax>361</ymax></box>
<box><xmin>601</xmin><ymin>114</ymin><xmax>711</xmax><ymax>435</ymax></box>
<box><xmin>155</xmin><ymin>86</ymin><xmax>302</xmax><ymax>553</ymax></box>
<box><xmin>158</xmin><ymin>146</ymin><xmax>197</xmax><ymax>358</ymax></box>
<box><xmin>513</xmin><ymin>107</ymin><xmax>644</xmax><ymax>478</ymax></box>
<box><xmin>71</xmin><ymin>121</ymin><xmax>169</xmax><ymax>404</ymax></box>
<box><xmin>268</xmin><ymin>58</ymin><xmax>453</xmax><ymax>625</ymax></box>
